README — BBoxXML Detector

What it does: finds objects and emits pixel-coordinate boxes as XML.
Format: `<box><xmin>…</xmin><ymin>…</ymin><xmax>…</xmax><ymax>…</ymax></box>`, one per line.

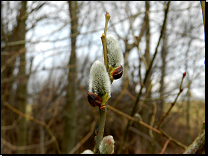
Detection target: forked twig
<box><xmin>157</xmin><ymin>72</ymin><xmax>186</xmax><ymax>129</ymax></box>
<box><xmin>118</xmin><ymin>2</ymin><xmax>171</xmax><ymax>153</ymax></box>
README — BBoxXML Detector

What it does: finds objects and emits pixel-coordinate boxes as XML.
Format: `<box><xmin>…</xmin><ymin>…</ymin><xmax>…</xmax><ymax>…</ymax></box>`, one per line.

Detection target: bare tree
<box><xmin>62</xmin><ymin>1</ymin><xmax>78</xmax><ymax>154</ymax></box>
<box><xmin>1</xmin><ymin>1</ymin><xmax>204</xmax><ymax>154</ymax></box>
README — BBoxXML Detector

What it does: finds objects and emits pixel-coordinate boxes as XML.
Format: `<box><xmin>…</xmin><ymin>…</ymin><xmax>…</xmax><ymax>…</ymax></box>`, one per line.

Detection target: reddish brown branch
<box><xmin>159</xmin><ymin>139</ymin><xmax>170</xmax><ymax>154</ymax></box>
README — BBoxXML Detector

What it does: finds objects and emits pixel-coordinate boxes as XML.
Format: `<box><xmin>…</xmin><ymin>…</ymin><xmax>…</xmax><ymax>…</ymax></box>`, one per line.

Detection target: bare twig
<box><xmin>101</xmin><ymin>34</ymin><xmax>108</xmax><ymax>71</ymax></box>
<box><xmin>107</xmin><ymin>105</ymin><xmax>161</xmax><ymax>134</ymax></box>
<box><xmin>107</xmin><ymin>103</ymin><xmax>187</xmax><ymax>150</ymax></box>
<box><xmin>47</xmin><ymin>100</ymin><xmax>59</xmax><ymax>128</ymax></box>
<box><xmin>159</xmin><ymin>139</ymin><xmax>170</xmax><ymax>154</ymax></box>
<box><xmin>102</xmin><ymin>11</ymin><xmax>111</xmax><ymax>72</ymax></box>
<box><xmin>118</xmin><ymin>2</ymin><xmax>171</xmax><ymax>153</ymax></box>
<box><xmin>1</xmin><ymin>116</ymin><xmax>22</xmax><ymax>131</ymax></box>
<box><xmin>3</xmin><ymin>102</ymin><xmax>61</xmax><ymax>154</ymax></box>
<box><xmin>149</xmin><ymin>101</ymin><xmax>157</xmax><ymax>138</ymax></box>
<box><xmin>1</xmin><ymin>47</ymin><xmax>26</xmax><ymax>73</ymax></box>
<box><xmin>1</xmin><ymin>137</ymin><xmax>54</xmax><ymax>151</ymax></box>
<box><xmin>157</xmin><ymin>72</ymin><xmax>186</xmax><ymax>129</ymax></box>
<box><xmin>159</xmin><ymin>129</ymin><xmax>187</xmax><ymax>150</ymax></box>
<box><xmin>200</xmin><ymin>1</ymin><xmax>205</xmax><ymax>31</ymax></box>
<box><xmin>69</xmin><ymin>120</ymin><xmax>97</xmax><ymax>154</ymax></box>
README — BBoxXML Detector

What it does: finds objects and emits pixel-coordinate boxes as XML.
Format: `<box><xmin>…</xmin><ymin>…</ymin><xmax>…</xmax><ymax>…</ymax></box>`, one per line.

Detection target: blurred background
<box><xmin>1</xmin><ymin>1</ymin><xmax>205</xmax><ymax>154</ymax></box>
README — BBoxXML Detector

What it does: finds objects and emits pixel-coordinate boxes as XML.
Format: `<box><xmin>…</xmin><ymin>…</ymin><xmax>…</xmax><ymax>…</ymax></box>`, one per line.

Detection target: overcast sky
<box><xmin>3</xmin><ymin>1</ymin><xmax>204</xmax><ymax>102</ymax></box>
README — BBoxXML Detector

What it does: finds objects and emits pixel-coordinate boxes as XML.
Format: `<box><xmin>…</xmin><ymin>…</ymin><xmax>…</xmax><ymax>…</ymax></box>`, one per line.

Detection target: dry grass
<box><xmin>161</xmin><ymin>100</ymin><xmax>205</xmax><ymax>153</ymax></box>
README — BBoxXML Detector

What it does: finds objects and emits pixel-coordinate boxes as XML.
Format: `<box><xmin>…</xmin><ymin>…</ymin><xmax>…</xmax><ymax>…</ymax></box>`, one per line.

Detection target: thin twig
<box><xmin>1</xmin><ymin>137</ymin><xmax>54</xmax><ymax>151</ymax></box>
<box><xmin>159</xmin><ymin>129</ymin><xmax>187</xmax><ymax>150</ymax></box>
<box><xmin>159</xmin><ymin>139</ymin><xmax>170</xmax><ymax>154</ymax></box>
<box><xmin>107</xmin><ymin>105</ymin><xmax>161</xmax><ymax>134</ymax></box>
<box><xmin>4</xmin><ymin>102</ymin><xmax>61</xmax><ymax>154</ymax></box>
<box><xmin>101</xmin><ymin>34</ymin><xmax>108</xmax><ymax>71</ymax></box>
<box><xmin>107</xmin><ymin>104</ymin><xmax>187</xmax><ymax>150</ymax></box>
<box><xmin>47</xmin><ymin>100</ymin><xmax>59</xmax><ymax>128</ymax></box>
<box><xmin>1</xmin><ymin>47</ymin><xmax>26</xmax><ymax>73</ymax></box>
<box><xmin>102</xmin><ymin>11</ymin><xmax>111</xmax><ymax>72</ymax></box>
<box><xmin>200</xmin><ymin>1</ymin><xmax>205</xmax><ymax>31</ymax></box>
<box><xmin>1</xmin><ymin>116</ymin><xmax>22</xmax><ymax>131</ymax></box>
<box><xmin>93</xmin><ymin>12</ymin><xmax>111</xmax><ymax>154</ymax></box>
<box><xmin>69</xmin><ymin>120</ymin><xmax>97</xmax><ymax>154</ymax></box>
<box><xmin>157</xmin><ymin>72</ymin><xmax>186</xmax><ymax>129</ymax></box>
<box><xmin>149</xmin><ymin>101</ymin><xmax>157</xmax><ymax>138</ymax></box>
<box><xmin>118</xmin><ymin>2</ymin><xmax>171</xmax><ymax>153</ymax></box>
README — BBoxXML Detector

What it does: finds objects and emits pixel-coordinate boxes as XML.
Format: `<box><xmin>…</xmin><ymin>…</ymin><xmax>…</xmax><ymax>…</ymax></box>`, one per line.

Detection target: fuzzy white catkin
<box><xmin>106</xmin><ymin>34</ymin><xmax>123</xmax><ymax>68</ymax></box>
<box><xmin>89</xmin><ymin>60</ymin><xmax>111</xmax><ymax>98</ymax></box>
<box><xmin>81</xmin><ymin>149</ymin><xmax>94</xmax><ymax>154</ymax></box>
<box><xmin>99</xmin><ymin>135</ymin><xmax>115</xmax><ymax>154</ymax></box>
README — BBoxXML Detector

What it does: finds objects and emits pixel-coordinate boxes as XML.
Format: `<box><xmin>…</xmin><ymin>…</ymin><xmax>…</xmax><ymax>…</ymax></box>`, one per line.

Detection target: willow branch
<box><xmin>93</xmin><ymin>11</ymin><xmax>111</xmax><ymax>154</ymax></box>
<box><xmin>102</xmin><ymin>11</ymin><xmax>111</xmax><ymax>71</ymax></box>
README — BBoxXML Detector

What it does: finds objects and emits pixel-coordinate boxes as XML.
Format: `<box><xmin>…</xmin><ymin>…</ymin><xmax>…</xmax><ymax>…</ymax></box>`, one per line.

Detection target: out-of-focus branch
<box><xmin>159</xmin><ymin>129</ymin><xmax>187</xmax><ymax>150</ymax></box>
<box><xmin>1</xmin><ymin>116</ymin><xmax>22</xmax><ymax>131</ymax></box>
<box><xmin>1</xmin><ymin>137</ymin><xmax>54</xmax><ymax>151</ymax></box>
<box><xmin>149</xmin><ymin>101</ymin><xmax>157</xmax><ymax>138</ymax></box>
<box><xmin>3</xmin><ymin>102</ymin><xmax>61</xmax><ymax>154</ymax></box>
<box><xmin>107</xmin><ymin>104</ymin><xmax>187</xmax><ymax>150</ymax></box>
<box><xmin>69</xmin><ymin>120</ymin><xmax>97</xmax><ymax>154</ymax></box>
<box><xmin>1</xmin><ymin>47</ymin><xmax>26</xmax><ymax>73</ymax></box>
<box><xmin>159</xmin><ymin>139</ymin><xmax>170</xmax><ymax>154</ymax></box>
<box><xmin>157</xmin><ymin>72</ymin><xmax>186</xmax><ymax>129</ymax></box>
<box><xmin>107</xmin><ymin>105</ymin><xmax>161</xmax><ymax>134</ymax></box>
<box><xmin>200</xmin><ymin>1</ymin><xmax>205</xmax><ymax>31</ymax></box>
<box><xmin>47</xmin><ymin>100</ymin><xmax>59</xmax><ymax>128</ymax></box>
<box><xmin>118</xmin><ymin>2</ymin><xmax>171</xmax><ymax>153</ymax></box>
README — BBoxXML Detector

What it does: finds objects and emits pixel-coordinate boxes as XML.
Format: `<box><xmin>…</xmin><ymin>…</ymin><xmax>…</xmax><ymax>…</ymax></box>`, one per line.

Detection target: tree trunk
<box><xmin>157</xmin><ymin>20</ymin><xmax>167</xmax><ymax>122</ymax></box>
<box><xmin>137</xmin><ymin>1</ymin><xmax>152</xmax><ymax>153</ymax></box>
<box><xmin>62</xmin><ymin>1</ymin><xmax>78</xmax><ymax>153</ymax></box>
<box><xmin>15</xmin><ymin>1</ymin><xmax>28</xmax><ymax>154</ymax></box>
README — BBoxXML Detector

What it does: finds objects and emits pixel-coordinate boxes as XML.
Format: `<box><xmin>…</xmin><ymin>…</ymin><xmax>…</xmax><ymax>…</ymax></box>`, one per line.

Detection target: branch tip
<box><xmin>183</xmin><ymin>72</ymin><xmax>186</xmax><ymax>78</ymax></box>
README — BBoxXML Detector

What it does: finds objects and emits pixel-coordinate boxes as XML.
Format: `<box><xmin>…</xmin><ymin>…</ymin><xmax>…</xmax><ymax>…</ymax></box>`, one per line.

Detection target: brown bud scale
<box><xmin>87</xmin><ymin>92</ymin><xmax>102</xmax><ymax>107</ymax></box>
<box><xmin>183</xmin><ymin>72</ymin><xmax>186</xmax><ymax>78</ymax></box>
<box><xmin>111</xmin><ymin>65</ymin><xmax>123</xmax><ymax>79</ymax></box>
